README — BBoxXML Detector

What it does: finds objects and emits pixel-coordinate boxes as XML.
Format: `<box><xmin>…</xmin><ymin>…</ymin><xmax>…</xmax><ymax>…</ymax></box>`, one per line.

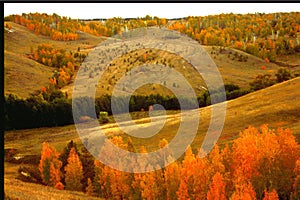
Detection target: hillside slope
<box><xmin>202</xmin><ymin>46</ymin><xmax>285</xmax><ymax>88</ymax></box>
<box><xmin>4</xmin><ymin>178</ymin><xmax>102</xmax><ymax>200</ymax></box>
<box><xmin>95</xmin><ymin>76</ymin><xmax>300</xmax><ymax>150</ymax></box>
<box><xmin>4</xmin><ymin>22</ymin><xmax>104</xmax><ymax>98</ymax></box>
<box><xmin>4</xmin><ymin>77</ymin><xmax>299</xmax><ymax>198</ymax></box>
<box><xmin>61</xmin><ymin>43</ymin><xmax>284</xmax><ymax>98</ymax></box>
<box><xmin>5</xmin><ymin>22</ymin><xmax>297</xmax><ymax>98</ymax></box>
<box><xmin>5</xmin><ymin>77</ymin><xmax>300</xmax><ymax>154</ymax></box>
<box><xmin>4</xmin><ymin>50</ymin><xmax>53</xmax><ymax>97</ymax></box>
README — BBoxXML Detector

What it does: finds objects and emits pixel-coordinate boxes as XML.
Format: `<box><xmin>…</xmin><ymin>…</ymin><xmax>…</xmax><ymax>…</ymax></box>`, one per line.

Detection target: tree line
<box><xmin>169</xmin><ymin>12</ymin><xmax>300</xmax><ymax>61</ymax></box>
<box><xmin>30</xmin><ymin>125</ymin><xmax>300</xmax><ymax>199</ymax></box>
<box><xmin>4</xmin><ymin>83</ymin><xmax>248</xmax><ymax>130</ymax></box>
<box><xmin>4</xmin><ymin>13</ymin><xmax>167</xmax><ymax>41</ymax></box>
<box><xmin>5</xmin><ymin>66</ymin><xmax>295</xmax><ymax>130</ymax></box>
<box><xmin>5</xmin><ymin>12</ymin><xmax>300</xmax><ymax>61</ymax></box>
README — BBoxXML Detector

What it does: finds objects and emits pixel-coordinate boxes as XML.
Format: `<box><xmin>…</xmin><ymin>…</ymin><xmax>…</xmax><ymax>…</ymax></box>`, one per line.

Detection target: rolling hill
<box><xmin>4</xmin><ymin>77</ymin><xmax>299</xmax><ymax>199</ymax></box>
<box><xmin>4</xmin><ymin>22</ymin><xmax>104</xmax><ymax>98</ymax></box>
<box><xmin>4</xmin><ymin>76</ymin><xmax>300</xmax><ymax>157</ymax></box>
<box><xmin>61</xmin><ymin>35</ymin><xmax>288</xmax><ymax>98</ymax></box>
<box><xmin>4</xmin><ymin>67</ymin><xmax>300</xmax><ymax>199</ymax></box>
<box><xmin>6</xmin><ymin>22</ymin><xmax>296</xmax><ymax>99</ymax></box>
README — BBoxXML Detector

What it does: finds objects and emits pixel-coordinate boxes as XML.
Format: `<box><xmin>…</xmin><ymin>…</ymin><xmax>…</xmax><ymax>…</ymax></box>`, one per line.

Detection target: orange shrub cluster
<box><xmin>32</xmin><ymin>44</ymin><xmax>75</xmax><ymax>89</ymax></box>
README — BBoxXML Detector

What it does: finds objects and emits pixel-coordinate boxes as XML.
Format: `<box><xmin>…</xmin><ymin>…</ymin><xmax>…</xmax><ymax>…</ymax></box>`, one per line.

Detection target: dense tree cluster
<box><xmin>5</xmin><ymin>13</ymin><xmax>167</xmax><ymax>40</ymax></box>
<box><xmin>38</xmin><ymin>125</ymin><xmax>299</xmax><ymax>199</ymax></box>
<box><xmin>77</xmin><ymin>15</ymin><xmax>166</xmax><ymax>37</ymax></box>
<box><xmin>7</xmin><ymin>12</ymin><xmax>300</xmax><ymax>63</ymax></box>
<box><xmin>5</xmin><ymin>13</ymin><xmax>79</xmax><ymax>41</ymax></box>
<box><xmin>29</xmin><ymin>44</ymin><xmax>76</xmax><ymax>88</ymax></box>
<box><xmin>169</xmin><ymin>12</ymin><xmax>300</xmax><ymax>61</ymax></box>
<box><xmin>4</xmin><ymin>83</ymin><xmax>248</xmax><ymax>130</ymax></box>
<box><xmin>4</xmin><ymin>91</ymin><xmax>72</xmax><ymax>130</ymax></box>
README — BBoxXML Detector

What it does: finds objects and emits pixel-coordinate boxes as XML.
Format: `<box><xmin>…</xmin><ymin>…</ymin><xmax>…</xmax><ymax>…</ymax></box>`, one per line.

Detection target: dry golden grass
<box><xmin>5</xmin><ymin>77</ymin><xmax>300</xmax><ymax>154</ymax></box>
<box><xmin>202</xmin><ymin>46</ymin><xmax>284</xmax><ymax>89</ymax></box>
<box><xmin>95</xmin><ymin>48</ymin><xmax>206</xmax><ymax>97</ymax></box>
<box><xmin>6</xmin><ymin>22</ymin><xmax>299</xmax><ymax>99</ymax></box>
<box><xmin>4</xmin><ymin>50</ymin><xmax>53</xmax><ymax>98</ymax></box>
<box><xmin>61</xmin><ymin>45</ymin><xmax>285</xmax><ymax>98</ymax></box>
<box><xmin>276</xmin><ymin>52</ymin><xmax>300</xmax><ymax>68</ymax></box>
<box><xmin>104</xmin><ymin>77</ymin><xmax>300</xmax><ymax>152</ymax></box>
<box><xmin>4</xmin><ymin>22</ymin><xmax>104</xmax><ymax>98</ymax></box>
<box><xmin>4</xmin><ymin>178</ymin><xmax>103</xmax><ymax>200</ymax></box>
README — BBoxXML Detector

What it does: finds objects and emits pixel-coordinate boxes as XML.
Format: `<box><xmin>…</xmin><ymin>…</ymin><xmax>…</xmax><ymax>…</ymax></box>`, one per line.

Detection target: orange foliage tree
<box><xmin>232</xmin><ymin>125</ymin><xmax>300</xmax><ymax>199</ymax></box>
<box><xmin>231</xmin><ymin>182</ymin><xmax>257</xmax><ymax>200</ymax></box>
<box><xmin>207</xmin><ymin>172</ymin><xmax>226</xmax><ymax>200</ymax></box>
<box><xmin>291</xmin><ymin>158</ymin><xmax>300</xmax><ymax>199</ymax></box>
<box><xmin>164</xmin><ymin>157</ymin><xmax>180</xmax><ymax>200</ymax></box>
<box><xmin>36</xmin><ymin>125</ymin><xmax>299</xmax><ymax>199</ymax></box>
<box><xmin>64</xmin><ymin>147</ymin><xmax>84</xmax><ymax>191</ymax></box>
<box><xmin>176</xmin><ymin>146</ymin><xmax>196</xmax><ymax>200</ymax></box>
<box><xmin>94</xmin><ymin>136</ymin><xmax>132</xmax><ymax>199</ymax></box>
<box><xmin>263</xmin><ymin>189</ymin><xmax>279</xmax><ymax>200</ymax></box>
<box><xmin>86</xmin><ymin>178</ymin><xmax>94</xmax><ymax>196</ymax></box>
<box><xmin>39</xmin><ymin>142</ymin><xmax>62</xmax><ymax>187</ymax></box>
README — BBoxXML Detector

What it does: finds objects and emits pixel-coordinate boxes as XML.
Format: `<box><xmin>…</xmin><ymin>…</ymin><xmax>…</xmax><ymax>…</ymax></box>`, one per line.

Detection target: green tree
<box><xmin>58</xmin><ymin>140</ymin><xmax>79</xmax><ymax>185</ymax></box>
<box><xmin>39</xmin><ymin>142</ymin><xmax>62</xmax><ymax>186</ymax></box>
<box><xmin>65</xmin><ymin>147</ymin><xmax>84</xmax><ymax>191</ymax></box>
<box><xmin>99</xmin><ymin>111</ymin><xmax>109</xmax><ymax>124</ymax></box>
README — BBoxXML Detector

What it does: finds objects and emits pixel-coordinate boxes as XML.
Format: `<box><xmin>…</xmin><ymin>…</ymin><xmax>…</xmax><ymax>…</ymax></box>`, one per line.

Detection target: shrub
<box><xmin>99</xmin><ymin>111</ymin><xmax>109</xmax><ymax>124</ymax></box>
<box><xmin>294</xmin><ymin>45</ymin><xmax>300</xmax><ymax>52</ymax></box>
<box><xmin>275</xmin><ymin>68</ymin><xmax>292</xmax><ymax>83</ymax></box>
<box><xmin>4</xmin><ymin>148</ymin><xmax>18</xmax><ymax>161</ymax></box>
<box><xmin>224</xmin><ymin>84</ymin><xmax>240</xmax><ymax>92</ymax></box>
<box><xmin>249</xmin><ymin>74</ymin><xmax>276</xmax><ymax>91</ymax></box>
<box><xmin>226</xmin><ymin>89</ymin><xmax>250</xmax><ymax>100</ymax></box>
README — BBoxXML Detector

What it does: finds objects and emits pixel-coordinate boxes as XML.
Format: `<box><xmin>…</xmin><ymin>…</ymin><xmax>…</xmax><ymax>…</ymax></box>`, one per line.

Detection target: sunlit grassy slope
<box><xmin>5</xmin><ymin>77</ymin><xmax>300</xmax><ymax>155</ymax></box>
<box><xmin>4</xmin><ymin>76</ymin><xmax>299</xmax><ymax>198</ymax></box>
<box><xmin>4</xmin><ymin>177</ymin><xmax>103</xmax><ymax>200</ymax></box>
<box><xmin>61</xmin><ymin>43</ymin><xmax>286</xmax><ymax>98</ymax></box>
<box><xmin>6</xmin><ymin>21</ymin><xmax>299</xmax><ymax>99</ymax></box>
<box><xmin>4</xmin><ymin>22</ymin><xmax>104</xmax><ymax>98</ymax></box>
